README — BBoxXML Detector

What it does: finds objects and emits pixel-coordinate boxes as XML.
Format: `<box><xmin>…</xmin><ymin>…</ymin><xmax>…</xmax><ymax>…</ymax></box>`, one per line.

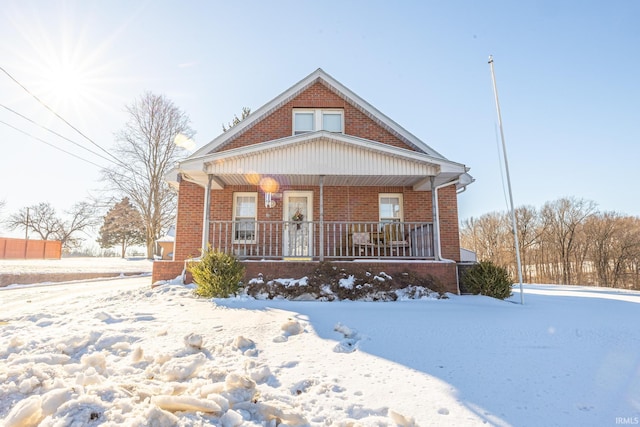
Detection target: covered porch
<box><xmin>152</xmin><ymin>131</ymin><xmax>473</xmax><ymax>292</ymax></box>
<box><xmin>167</xmin><ymin>132</ymin><xmax>473</xmax><ymax>261</ymax></box>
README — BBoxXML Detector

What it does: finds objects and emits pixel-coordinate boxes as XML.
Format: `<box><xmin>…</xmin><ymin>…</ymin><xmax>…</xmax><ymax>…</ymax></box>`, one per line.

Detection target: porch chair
<box><xmin>349</xmin><ymin>224</ymin><xmax>378</xmax><ymax>256</ymax></box>
<box><xmin>382</xmin><ymin>223</ymin><xmax>411</xmax><ymax>256</ymax></box>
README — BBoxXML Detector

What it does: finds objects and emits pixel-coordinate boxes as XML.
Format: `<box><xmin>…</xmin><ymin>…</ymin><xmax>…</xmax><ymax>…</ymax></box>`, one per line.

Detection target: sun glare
<box><xmin>5</xmin><ymin>5</ymin><xmax>122</xmax><ymax>122</ymax></box>
<box><xmin>174</xmin><ymin>133</ymin><xmax>196</xmax><ymax>151</ymax></box>
<box><xmin>24</xmin><ymin>48</ymin><xmax>112</xmax><ymax>123</ymax></box>
<box><xmin>44</xmin><ymin>61</ymin><xmax>88</xmax><ymax>104</ymax></box>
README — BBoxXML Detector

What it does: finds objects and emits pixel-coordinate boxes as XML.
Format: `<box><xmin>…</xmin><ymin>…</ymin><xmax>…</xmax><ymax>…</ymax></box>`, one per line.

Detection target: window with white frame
<box><xmin>379</xmin><ymin>194</ymin><xmax>403</xmax><ymax>223</ymax></box>
<box><xmin>293</xmin><ymin>109</ymin><xmax>343</xmax><ymax>135</ymax></box>
<box><xmin>293</xmin><ymin>112</ymin><xmax>314</xmax><ymax>134</ymax></box>
<box><xmin>233</xmin><ymin>192</ymin><xmax>257</xmax><ymax>242</ymax></box>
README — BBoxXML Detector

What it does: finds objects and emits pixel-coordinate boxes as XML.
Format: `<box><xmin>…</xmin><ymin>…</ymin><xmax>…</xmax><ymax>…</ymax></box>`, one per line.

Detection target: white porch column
<box><xmin>430</xmin><ymin>176</ymin><xmax>441</xmax><ymax>260</ymax></box>
<box><xmin>319</xmin><ymin>175</ymin><xmax>324</xmax><ymax>261</ymax></box>
<box><xmin>201</xmin><ymin>175</ymin><xmax>213</xmax><ymax>253</ymax></box>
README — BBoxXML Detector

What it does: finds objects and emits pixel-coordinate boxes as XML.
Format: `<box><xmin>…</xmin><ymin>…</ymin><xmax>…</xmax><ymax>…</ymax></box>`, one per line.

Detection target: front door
<box><xmin>283</xmin><ymin>191</ymin><xmax>313</xmax><ymax>257</ymax></box>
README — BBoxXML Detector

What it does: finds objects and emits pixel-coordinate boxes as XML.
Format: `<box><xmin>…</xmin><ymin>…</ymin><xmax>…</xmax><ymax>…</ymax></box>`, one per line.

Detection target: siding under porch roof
<box><xmin>172</xmin><ymin>132</ymin><xmax>468</xmax><ymax>190</ymax></box>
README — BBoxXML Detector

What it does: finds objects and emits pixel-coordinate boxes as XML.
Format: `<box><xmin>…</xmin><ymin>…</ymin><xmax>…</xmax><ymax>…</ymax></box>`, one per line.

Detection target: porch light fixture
<box><xmin>265</xmin><ymin>192</ymin><xmax>276</xmax><ymax>208</ymax></box>
<box><xmin>260</xmin><ymin>176</ymin><xmax>279</xmax><ymax>208</ymax></box>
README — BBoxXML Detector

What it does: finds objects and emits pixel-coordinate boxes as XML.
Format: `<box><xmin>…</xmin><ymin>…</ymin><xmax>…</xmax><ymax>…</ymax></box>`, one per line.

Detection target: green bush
<box><xmin>461</xmin><ymin>260</ymin><xmax>513</xmax><ymax>300</ymax></box>
<box><xmin>188</xmin><ymin>247</ymin><xmax>245</xmax><ymax>298</ymax></box>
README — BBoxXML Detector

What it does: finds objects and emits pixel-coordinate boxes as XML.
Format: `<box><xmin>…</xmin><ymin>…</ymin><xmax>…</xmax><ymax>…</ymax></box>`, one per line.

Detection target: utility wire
<box><xmin>0</xmin><ymin>103</ymin><xmax>119</xmax><ymax>167</ymax></box>
<box><xmin>0</xmin><ymin>119</ymin><xmax>135</xmax><ymax>182</ymax></box>
<box><xmin>0</xmin><ymin>65</ymin><xmax>129</xmax><ymax>170</ymax></box>
<box><xmin>0</xmin><ymin>119</ymin><xmax>105</xmax><ymax>169</ymax></box>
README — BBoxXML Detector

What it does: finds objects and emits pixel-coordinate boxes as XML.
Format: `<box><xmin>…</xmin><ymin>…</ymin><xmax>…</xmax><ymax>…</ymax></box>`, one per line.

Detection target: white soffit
<box><xmin>207</xmin><ymin>140</ymin><xmax>438</xmax><ymax>176</ymax></box>
<box><xmin>188</xmin><ymin>132</ymin><xmax>465</xmax><ymax>177</ymax></box>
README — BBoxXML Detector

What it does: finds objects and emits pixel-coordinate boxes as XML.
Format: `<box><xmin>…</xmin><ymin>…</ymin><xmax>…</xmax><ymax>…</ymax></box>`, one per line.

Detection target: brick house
<box><xmin>152</xmin><ymin>69</ymin><xmax>473</xmax><ymax>293</ymax></box>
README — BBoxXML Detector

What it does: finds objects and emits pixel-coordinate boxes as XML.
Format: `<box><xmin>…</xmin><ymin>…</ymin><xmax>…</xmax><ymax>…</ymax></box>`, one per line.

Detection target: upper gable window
<box><xmin>322</xmin><ymin>113</ymin><xmax>342</xmax><ymax>132</ymax></box>
<box><xmin>293</xmin><ymin>109</ymin><xmax>343</xmax><ymax>135</ymax></box>
<box><xmin>293</xmin><ymin>112</ymin><xmax>315</xmax><ymax>134</ymax></box>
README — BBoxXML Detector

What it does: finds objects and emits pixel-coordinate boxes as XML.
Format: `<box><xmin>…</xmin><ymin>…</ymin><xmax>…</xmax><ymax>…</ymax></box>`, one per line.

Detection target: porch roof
<box><xmin>168</xmin><ymin>131</ymin><xmax>472</xmax><ymax>191</ymax></box>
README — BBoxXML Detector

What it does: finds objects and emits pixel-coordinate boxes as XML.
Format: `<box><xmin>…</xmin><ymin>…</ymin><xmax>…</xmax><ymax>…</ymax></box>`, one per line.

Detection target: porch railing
<box><xmin>207</xmin><ymin>221</ymin><xmax>435</xmax><ymax>260</ymax></box>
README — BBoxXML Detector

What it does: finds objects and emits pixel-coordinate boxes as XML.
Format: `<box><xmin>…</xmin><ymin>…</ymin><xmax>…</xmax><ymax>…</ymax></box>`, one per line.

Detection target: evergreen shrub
<box><xmin>188</xmin><ymin>246</ymin><xmax>245</xmax><ymax>298</ymax></box>
<box><xmin>461</xmin><ymin>260</ymin><xmax>513</xmax><ymax>300</ymax></box>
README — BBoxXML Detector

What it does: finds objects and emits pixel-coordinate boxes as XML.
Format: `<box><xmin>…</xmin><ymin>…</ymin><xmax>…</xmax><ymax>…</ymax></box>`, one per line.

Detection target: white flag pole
<box><xmin>488</xmin><ymin>55</ymin><xmax>525</xmax><ymax>305</ymax></box>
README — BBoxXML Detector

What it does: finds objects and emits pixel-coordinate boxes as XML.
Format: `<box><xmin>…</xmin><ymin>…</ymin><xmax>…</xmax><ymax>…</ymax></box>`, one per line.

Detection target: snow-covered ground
<box><xmin>1</xmin><ymin>262</ymin><xmax>639</xmax><ymax>426</ymax></box>
<box><xmin>0</xmin><ymin>257</ymin><xmax>152</xmax><ymax>276</ymax></box>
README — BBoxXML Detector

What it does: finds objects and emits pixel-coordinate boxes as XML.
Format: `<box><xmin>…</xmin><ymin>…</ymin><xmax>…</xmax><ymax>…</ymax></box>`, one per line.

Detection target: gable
<box><xmin>190</xmin><ymin>69</ymin><xmax>450</xmax><ymax>160</ymax></box>
<box><xmin>171</xmin><ymin>69</ymin><xmax>473</xmax><ymax>193</ymax></box>
<box><xmin>215</xmin><ymin>81</ymin><xmax>416</xmax><ymax>153</ymax></box>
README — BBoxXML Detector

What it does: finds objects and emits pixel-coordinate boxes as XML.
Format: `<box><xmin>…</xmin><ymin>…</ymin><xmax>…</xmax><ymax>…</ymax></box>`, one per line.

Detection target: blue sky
<box><xmin>1</xmin><ymin>0</ymin><xmax>638</xmax><ymax>236</ymax></box>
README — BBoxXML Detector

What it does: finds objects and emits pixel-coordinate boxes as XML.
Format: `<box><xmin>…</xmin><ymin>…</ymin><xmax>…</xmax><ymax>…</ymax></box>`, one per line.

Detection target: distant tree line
<box><xmin>460</xmin><ymin>197</ymin><xmax>640</xmax><ymax>289</ymax></box>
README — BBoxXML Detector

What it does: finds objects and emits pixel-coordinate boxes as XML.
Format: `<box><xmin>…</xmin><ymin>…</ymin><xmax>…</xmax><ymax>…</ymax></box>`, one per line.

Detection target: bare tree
<box><xmin>613</xmin><ymin>217</ymin><xmax>640</xmax><ymax>287</ymax></box>
<box><xmin>461</xmin><ymin>198</ymin><xmax>640</xmax><ymax>288</ymax></box>
<box><xmin>627</xmin><ymin>235</ymin><xmax>640</xmax><ymax>290</ymax></box>
<box><xmin>6</xmin><ymin>202</ymin><xmax>96</xmax><ymax>250</ymax></box>
<box><xmin>57</xmin><ymin>202</ymin><xmax>98</xmax><ymax>251</ymax></box>
<box><xmin>541</xmin><ymin>197</ymin><xmax>597</xmax><ymax>285</ymax></box>
<box><xmin>587</xmin><ymin>213</ymin><xmax>640</xmax><ymax>287</ymax></box>
<box><xmin>460</xmin><ymin>212</ymin><xmax>511</xmax><ymax>266</ymax></box>
<box><xmin>7</xmin><ymin>203</ymin><xmax>60</xmax><ymax>240</ymax></box>
<box><xmin>570</xmin><ymin>221</ymin><xmax>592</xmax><ymax>285</ymax></box>
<box><xmin>514</xmin><ymin>205</ymin><xmax>544</xmax><ymax>282</ymax></box>
<box><xmin>103</xmin><ymin>92</ymin><xmax>193</xmax><ymax>259</ymax></box>
<box><xmin>588</xmin><ymin>212</ymin><xmax>621</xmax><ymax>286</ymax></box>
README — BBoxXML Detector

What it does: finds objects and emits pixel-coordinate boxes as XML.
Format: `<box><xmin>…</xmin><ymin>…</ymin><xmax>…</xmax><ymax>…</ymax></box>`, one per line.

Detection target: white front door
<box><xmin>283</xmin><ymin>191</ymin><xmax>313</xmax><ymax>257</ymax></box>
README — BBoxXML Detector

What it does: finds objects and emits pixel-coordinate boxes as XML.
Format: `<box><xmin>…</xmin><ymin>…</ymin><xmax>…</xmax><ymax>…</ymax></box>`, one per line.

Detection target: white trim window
<box><xmin>293</xmin><ymin>109</ymin><xmax>344</xmax><ymax>135</ymax></box>
<box><xmin>233</xmin><ymin>192</ymin><xmax>257</xmax><ymax>242</ymax></box>
<box><xmin>379</xmin><ymin>193</ymin><xmax>403</xmax><ymax>223</ymax></box>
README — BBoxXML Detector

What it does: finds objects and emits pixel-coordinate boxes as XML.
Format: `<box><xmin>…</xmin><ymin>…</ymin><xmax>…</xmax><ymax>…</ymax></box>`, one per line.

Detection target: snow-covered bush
<box><xmin>188</xmin><ymin>247</ymin><xmax>245</xmax><ymax>298</ymax></box>
<box><xmin>461</xmin><ymin>260</ymin><xmax>513</xmax><ymax>300</ymax></box>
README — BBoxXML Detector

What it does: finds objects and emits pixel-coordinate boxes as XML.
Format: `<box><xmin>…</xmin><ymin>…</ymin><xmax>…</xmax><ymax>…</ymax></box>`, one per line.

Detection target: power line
<box><xmin>0</xmin><ymin>103</ymin><xmax>119</xmax><ymax>167</ymax></box>
<box><xmin>0</xmin><ymin>65</ymin><xmax>129</xmax><ymax>169</ymax></box>
<box><xmin>0</xmin><ymin>119</ymin><xmax>106</xmax><ymax>169</ymax></box>
<box><xmin>1</xmin><ymin>65</ymin><xmax>162</xmax><ymax>189</ymax></box>
<box><xmin>0</xmin><ymin>119</ymin><xmax>134</xmax><ymax>183</ymax></box>
<box><xmin>0</xmin><ymin>120</ymin><xmax>137</xmax><ymax>184</ymax></box>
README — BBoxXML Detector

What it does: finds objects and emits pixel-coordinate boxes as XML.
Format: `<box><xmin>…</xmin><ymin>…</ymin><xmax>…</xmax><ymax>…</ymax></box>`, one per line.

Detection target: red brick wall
<box><xmin>170</xmin><ymin>183</ymin><xmax>460</xmax><ymax>263</ymax></box>
<box><xmin>215</xmin><ymin>81</ymin><xmax>416</xmax><ymax>153</ymax></box>
<box><xmin>174</xmin><ymin>180</ymin><xmax>205</xmax><ymax>261</ymax></box>
<box><xmin>161</xmin><ymin>77</ymin><xmax>464</xmax><ymax>287</ymax></box>
<box><xmin>152</xmin><ymin>260</ymin><xmax>185</xmax><ymax>283</ymax></box>
<box><xmin>437</xmin><ymin>185</ymin><xmax>461</xmax><ymax>261</ymax></box>
<box><xmin>318</xmin><ymin>186</ymin><xmax>435</xmax><ymax>223</ymax></box>
<box><xmin>206</xmin><ymin>184</ymin><xmax>438</xmax><ymax>233</ymax></box>
<box><xmin>242</xmin><ymin>261</ymin><xmax>458</xmax><ymax>294</ymax></box>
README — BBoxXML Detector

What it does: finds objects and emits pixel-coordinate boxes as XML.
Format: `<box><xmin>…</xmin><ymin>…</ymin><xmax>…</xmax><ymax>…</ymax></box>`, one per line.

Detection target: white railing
<box><xmin>206</xmin><ymin>221</ymin><xmax>434</xmax><ymax>260</ymax></box>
